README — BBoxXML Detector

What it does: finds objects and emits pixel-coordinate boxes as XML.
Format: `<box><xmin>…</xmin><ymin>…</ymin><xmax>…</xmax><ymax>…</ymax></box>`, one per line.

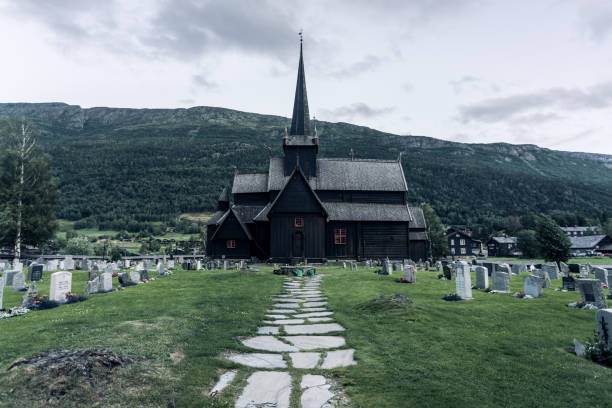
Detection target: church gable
<box><xmin>211</xmin><ymin>209</ymin><xmax>252</xmax><ymax>241</ymax></box>
<box><xmin>269</xmin><ymin>168</ymin><xmax>326</xmax><ymax>215</ymax></box>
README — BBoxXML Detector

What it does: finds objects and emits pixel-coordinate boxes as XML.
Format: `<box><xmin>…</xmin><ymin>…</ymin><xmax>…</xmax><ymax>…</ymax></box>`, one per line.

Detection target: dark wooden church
<box><xmin>206</xmin><ymin>42</ymin><xmax>428</xmax><ymax>262</ymax></box>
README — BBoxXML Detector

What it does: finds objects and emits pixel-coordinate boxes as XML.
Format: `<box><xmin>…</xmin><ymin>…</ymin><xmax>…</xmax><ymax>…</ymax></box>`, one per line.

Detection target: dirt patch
<box><xmin>169</xmin><ymin>351</ymin><xmax>185</xmax><ymax>363</ymax></box>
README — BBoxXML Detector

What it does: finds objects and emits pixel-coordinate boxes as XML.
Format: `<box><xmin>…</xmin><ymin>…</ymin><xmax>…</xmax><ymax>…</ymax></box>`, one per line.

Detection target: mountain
<box><xmin>1</xmin><ymin>102</ymin><xmax>611</xmax><ymax>235</ymax></box>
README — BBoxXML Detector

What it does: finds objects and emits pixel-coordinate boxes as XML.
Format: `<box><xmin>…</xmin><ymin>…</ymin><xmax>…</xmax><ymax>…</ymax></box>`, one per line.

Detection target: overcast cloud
<box><xmin>0</xmin><ymin>0</ymin><xmax>611</xmax><ymax>154</ymax></box>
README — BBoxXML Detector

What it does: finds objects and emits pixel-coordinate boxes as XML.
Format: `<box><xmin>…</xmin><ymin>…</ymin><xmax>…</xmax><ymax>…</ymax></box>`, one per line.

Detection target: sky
<box><xmin>1</xmin><ymin>0</ymin><xmax>611</xmax><ymax>154</ymax></box>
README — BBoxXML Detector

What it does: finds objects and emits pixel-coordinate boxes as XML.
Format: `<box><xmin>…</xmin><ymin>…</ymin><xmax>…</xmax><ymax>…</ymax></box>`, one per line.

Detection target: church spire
<box><xmin>289</xmin><ymin>33</ymin><xmax>311</xmax><ymax>136</ymax></box>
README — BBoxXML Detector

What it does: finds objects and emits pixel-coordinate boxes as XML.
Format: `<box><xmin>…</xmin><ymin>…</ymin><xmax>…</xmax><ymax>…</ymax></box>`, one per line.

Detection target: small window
<box><xmin>460</xmin><ymin>248</ymin><xmax>466</xmax><ymax>255</ymax></box>
<box><xmin>460</xmin><ymin>239</ymin><xmax>465</xmax><ymax>246</ymax></box>
<box><xmin>450</xmin><ymin>239</ymin><xmax>455</xmax><ymax>245</ymax></box>
<box><xmin>226</xmin><ymin>240</ymin><xmax>236</xmax><ymax>249</ymax></box>
<box><xmin>334</xmin><ymin>228</ymin><xmax>347</xmax><ymax>245</ymax></box>
<box><xmin>294</xmin><ymin>217</ymin><xmax>304</xmax><ymax>228</ymax></box>
<box><xmin>451</xmin><ymin>247</ymin><xmax>455</xmax><ymax>254</ymax></box>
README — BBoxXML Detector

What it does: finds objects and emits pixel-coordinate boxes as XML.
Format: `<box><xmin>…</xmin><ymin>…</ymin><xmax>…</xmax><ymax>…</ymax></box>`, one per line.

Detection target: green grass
<box><xmin>1</xmin><ymin>266</ymin><xmax>610</xmax><ymax>407</ymax></box>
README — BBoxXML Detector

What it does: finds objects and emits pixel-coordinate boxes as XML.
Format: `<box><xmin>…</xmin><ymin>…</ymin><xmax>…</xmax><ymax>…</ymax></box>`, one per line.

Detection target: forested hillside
<box><xmin>1</xmin><ymin>102</ymin><xmax>611</xmax><ymax>236</ymax></box>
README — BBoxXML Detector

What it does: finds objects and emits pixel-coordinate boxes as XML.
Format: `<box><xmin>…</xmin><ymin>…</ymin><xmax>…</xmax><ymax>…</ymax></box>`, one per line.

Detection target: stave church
<box><xmin>206</xmin><ymin>41</ymin><xmax>428</xmax><ymax>262</ymax></box>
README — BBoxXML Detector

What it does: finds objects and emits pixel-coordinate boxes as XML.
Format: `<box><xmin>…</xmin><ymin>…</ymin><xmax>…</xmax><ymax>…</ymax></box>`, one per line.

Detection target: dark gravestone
<box><xmin>140</xmin><ymin>270</ymin><xmax>149</xmax><ymax>281</ymax></box>
<box><xmin>118</xmin><ymin>273</ymin><xmax>128</xmax><ymax>286</ymax></box>
<box><xmin>28</xmin><ymin>264</ymin><xmax>43</xmax><ymax>282</ymax></box>
<box><xmin>443</xmin><ymin>265</ymin><xmax>452</xmax><ymax>280</ymax></box>
<box><xmin>569</xmin><ymin>264</ymin><xmax>580</xmax><ymax>273</ymax></box>
<box><xmin>562</xmin><ymin>276</ymin><xmax>576</xmax><ymax>291</ymax></box>
<box><xmin>583</xmin><ymin>284</ymin><xmax>595</xmax><ymax>302</ymax></box>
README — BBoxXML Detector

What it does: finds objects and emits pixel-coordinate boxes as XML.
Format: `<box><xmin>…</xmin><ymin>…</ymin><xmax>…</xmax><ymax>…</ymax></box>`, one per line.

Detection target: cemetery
<box><xmin>2</xmin><ymin>259</ymin><xmax>612</xmax><ymax>407</ymax></box>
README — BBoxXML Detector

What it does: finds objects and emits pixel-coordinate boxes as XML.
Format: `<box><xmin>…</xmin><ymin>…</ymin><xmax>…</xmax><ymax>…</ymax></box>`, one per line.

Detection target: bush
<box><xmin>584</xmin><ymin>331</ymin><xmax>612</xmax><ymax>367</ymax></box>
<box><xmin>62</xmin><ymin>236</ymin><xmax>94</xmax><ymax>255</ymax></box>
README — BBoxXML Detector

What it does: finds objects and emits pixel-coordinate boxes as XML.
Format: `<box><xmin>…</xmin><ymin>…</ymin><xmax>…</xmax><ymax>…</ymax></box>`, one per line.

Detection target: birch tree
<box><xmin>0</xmin><ymin>119</ymin><xmax>59</xmax><ymax>262</ymax></box>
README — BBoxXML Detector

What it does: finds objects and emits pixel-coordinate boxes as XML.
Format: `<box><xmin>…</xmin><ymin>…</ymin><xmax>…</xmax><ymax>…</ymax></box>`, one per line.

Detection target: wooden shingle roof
<box><xmin>323</xmin><ymin>202</ymin><xmax>411</xmax><ymax>222</ymax></box>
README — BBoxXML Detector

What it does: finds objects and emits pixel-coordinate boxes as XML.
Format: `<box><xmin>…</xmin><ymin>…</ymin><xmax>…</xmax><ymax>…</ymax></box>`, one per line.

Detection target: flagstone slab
<box><xmin>321</xmin><ymin>349</ymin><xmax>357</xmax><ymax>369</ymax></box>
<box><xmin>241</xmin><ymin>336</ymin><xmax>299</xmax><ymax>352</ymax></box>
<box><xmin>263</xmin><ymin>319</ymin><xmax>306</xmax><ymax>325</ymax></box>
<box><xmin>303</xmin><ymin>301</ymin><xmax>328</xmax><ymax>307</ymax></box>
<box><xmin>308</xmin><ymin>317</ymin><xmax>334</xmax><ymax>322</ymax></box>
<box><xmin>227</xmin><ymin>353</ymin><xmax>286</xmax><ymax>368</ymax></box>
<box><xmin>257</xmin><ymin>326</ymin><xmax>280</xmax><ymax>335</ymax></box>
<box><xmin>235</xmin><ymin>371</ymin><xmax>291</xmax><ymax>408</ymax></box>
<box><xmin>283</xmin><ymin>323</ymin><xmax>345</xmax><ymax>335</ymax></box>
<box><xmin>282</xmin><ymin>336</ymin><xmax>346</xmax><ymax>350</ymax></box>
<box><xmin>273</xmin><ymin>298</ymin><xmax>302</xmax><ymax>303</ymax></box>
<box><xmin>294</xmin><ymin>311</ymin><xmax>334</xmax><ymax>318</ymax></box>
<box><xmin>273</xmin><ymin>303</ymin><xmax>301</xmax><ymax>308</ymax></box>
<box><xmin>265</xmin><ymin>314</ymin><xmax>289</xmax><ymax>319</ymax></box>
<box><xmin>289</xmin><ymin>352</ymin><xmax>321</xmax><ymax>369</ymax></box>
<box><xmin>301</xmin><ymin>383</ymin><xmax>334</xmax><ymax>408</ymax></box>
<box><xmin>209</xmin><ymin>370</ymin><xmax>236</xmax><ymax>396</ymax></box>
<box><xmin>300</xmin><ymin>307</ymin><xmax>328</xmax><ymax>312</ymax></box>
<box><xmin>268</xmin><ymin>309</ymin><xmax>297</xmax><ymax>314</ymax></box>
<box><xmin>297</xmin><ymin>297</ymin><xmax>327</xmax><ymax>302</ymax></box>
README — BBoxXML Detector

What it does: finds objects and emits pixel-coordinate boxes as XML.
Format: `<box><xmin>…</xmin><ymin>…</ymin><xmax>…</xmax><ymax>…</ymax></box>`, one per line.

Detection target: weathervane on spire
<box><xmin>299</xmin><ymin>29</ymin><xmax>303</xmax><ymax>44</ymax></box>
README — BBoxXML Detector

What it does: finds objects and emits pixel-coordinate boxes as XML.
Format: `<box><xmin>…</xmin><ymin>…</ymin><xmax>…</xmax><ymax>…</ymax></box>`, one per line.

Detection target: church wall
<box><xmin>325</xmin><ymin>222</ymin><xmax>358</xmax><ymax>259</ymax></box>
<box><xmin>361</xmin><ymin>222</ymin><xmax>409</xmax><ymax>259</ymax></box>
<box><xmin>269</xmin><ymin>213</ymin><xmax>325</xmax><ymax>259</ymax></box>
<box><xmin>233</xmin><ymin>193</ymin><xmax>268</xmax><ymax>206</ymax></box>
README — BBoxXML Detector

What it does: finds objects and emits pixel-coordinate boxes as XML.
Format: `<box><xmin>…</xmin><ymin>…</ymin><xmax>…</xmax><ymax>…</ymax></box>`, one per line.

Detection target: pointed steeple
<box><xmin>289</xmin><ymin>36</ymin><xmax>311</xmax><ymax>136</ymax></box>
<box><xmin>217</xmin><ymin>187</ymin><xmax>229</xmax><ymax>211</ymax></box>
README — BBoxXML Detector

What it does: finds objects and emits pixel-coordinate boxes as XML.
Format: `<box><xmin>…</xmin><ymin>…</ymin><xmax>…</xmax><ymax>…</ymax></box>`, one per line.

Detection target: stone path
<box><xmin>215</xmin><ymin>274</ymin><xmax>356</xmax><ymax>407</ymax></box>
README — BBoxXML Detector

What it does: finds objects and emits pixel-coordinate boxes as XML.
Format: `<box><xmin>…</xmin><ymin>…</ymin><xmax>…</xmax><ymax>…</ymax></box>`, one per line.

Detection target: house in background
<box><xmin>205</xmin><ymin>41</ymin><xmax>429</xmax><ymax>261</ymax></box>
<box><xmin>446</xmin><ymin>227</ymin><xmax>482</xmax><ymax>256</ymax></box>
<box><xmin>570</xmin><ymin>235</ymin><xmax>612</xmax><ymax>255</ymax></box>
<box><xmin>486</xmin><ymin>236</ymin><xmax>517</xmax><ymax>257</ymax></box>
<box><xmin>561</xmin><ymin>226</ymin><xmax>600</xmax><ymax>237</ymax></box>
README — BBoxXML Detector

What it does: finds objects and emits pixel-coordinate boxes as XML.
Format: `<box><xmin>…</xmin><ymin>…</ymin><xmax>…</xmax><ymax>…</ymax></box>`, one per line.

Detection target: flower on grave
<box><xmin>143</xmin><ymin>279</ymin><xmax>148</xmax><ymax>283</ymax></box>
<box><xmin>603</xmin><ymin>283</ymin><xmax>608</xmax><ymax>289</ymax></box>
<box><xmin>577</xmin><ymin>301</ymin><xmax>586</xmax><ymax>308</ymax></box>
<box><xmin>112</xmin><ymin>272</ymin><xmax>118</xmax><ymax>277</ymax></box>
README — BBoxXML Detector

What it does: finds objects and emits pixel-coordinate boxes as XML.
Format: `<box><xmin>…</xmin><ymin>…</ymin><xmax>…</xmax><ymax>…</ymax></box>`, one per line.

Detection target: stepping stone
<box><xmin>275</xmin><ymin>294</ymin><xmax>294</xmax><ymax>298</ymax></box>
<box><xmin>263</xmin><ymin>319</ymin><xmax>306</xmax><ymax>325</ymax></box>
<box><xmin>227</xmin><ymin>353</ymin><xmax>286</xmax><ymax>368</ymax></box>
<box><xmin>257</xmin><ymin>326</ymin><xmax>279</xmax><ymax>335</ymax></box>
<box><xmin>282</xmin><ymin>336</ymin><xmax>346</xmax><ymax>350</ymax></box>
<box><xmin>300</xmin><ymin>294</ymin><xmax>326</xmax><ymax>298</ymax></box>
<box><xmin>321</xmin><ymin>349</ymin><xmax>357</xmax><ymax>369</ymax></box>
<box><xmin>241</xmin><ymin>336</ymin><xmax>299</xmax><ymax>352</ymax></box>
<box><xmin>294</xmin><ymin>311</ymin><xmax>334</xmax><ymax>318</ymax></box>
<box><xmin>300</xmin><ymin>307</ymin><xmax>328</xmax><ymax>312</ymax></box>
<box><xmin>273</xmin><ymin>299</ymin><xmax>302</xmax><ymax>303</ymax></box>
<box><xmin>235</xmin><ymin>371</ymin><xmax>291</xmax><ymax>408</ymax></box>
<box><xmin>268</xmin><ymin>309</ymin><xmax>297</xmax><ymax>314</ymax></box>
<box><xmin>273</xmin><ymin>303</ymin><xmax>300</xmax><ymax>308</ymax></box>
<box><xmin>265</xmin><ymin>314</ymin><xmax>289</xmax><ymax>319</ymax></box>
<box><xmin>209</xmin><ymin>370</ymin><xmax>236</xmax><ymax>396</ymax></box>
<box><xmin>289</xmin><ymin>352</ymin><xmax>321</xmax><ymax>369</ymax></box>
<box><xmin>308</xmin><ymin>317</ymin><xmax>334</xmax><ymax>322</ymax></box>
<box><xmin>283</xmin><ymin>323</ymin><xmax>345</xmax><ymax>335</ymax></box>
<box><xmin>298</xmin><ymin>297</ymin><xmax>327</xmax><ymax>302</ymax></box>
<box><xmin>301</xmin><ymin>375</ymin><xmax>335</xmax><ymax>408</ymax></box>
<box><xmin>303</xmin><ymin>301</ymin><xmax>327</xmax><ymax>307</ymax></box>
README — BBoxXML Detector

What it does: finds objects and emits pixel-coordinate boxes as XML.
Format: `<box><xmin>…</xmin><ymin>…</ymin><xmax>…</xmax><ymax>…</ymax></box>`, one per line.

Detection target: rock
<box><xmin>290</xmin><ymin>352</ymin><xmax>321</xmax><ymax>369</ymax></box>
<box><xmin>282</xmin><ymin>336</ymin><xmax>346</xmax><ymax>350</ymax></box>
<box><xmin>257</xmin><ymin>326</ymin><xmax>279</xmax><ymax>335</ymax></box>
<box><xmin>227</xmin><ymin>353</ymin><xmax>287</xmax><ymax>368</ymax></box>
<box><xmin>320</xmin><ymin>349</ymin><xmax>357</xmax><ymax>369</ymax></box>
<box><xmin>301</xmin><ymin>375</ymin><xmax>335</xmax><ymax>408</ymax></box>
<box><xmin>209</xmin><ymin>370</ymin><xmax>236</xmax><ymax>396</ymax></box>
<box><xmin>294</xmin><ymin>311</ymin><xmax>334</xmax><ymax>318</ymax></box>
<box><xmin>241</xmin><ymin>336</ymin><xmax>300</xmax><ymax>352</ymax></box>
<box><xmin>235</xmin><ymin>371</ymin><xmax>291</xmax><ymax>408</ymax></box>
<box><xmin>574</xmin><ymin>339</ymin><xmax>586</xmax><ymax>357</ymax></box>
<box><xmin>283</xmin><ymin>323</ymin><xmax>345</xmax><ymax>335</ymax></box>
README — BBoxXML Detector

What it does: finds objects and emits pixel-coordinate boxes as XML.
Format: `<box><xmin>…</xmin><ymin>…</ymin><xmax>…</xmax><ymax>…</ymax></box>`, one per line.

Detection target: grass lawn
<box><xmin>1</xmin><ymin>266</ymin><xmax>610</xmax><ymax>407</ymax></box>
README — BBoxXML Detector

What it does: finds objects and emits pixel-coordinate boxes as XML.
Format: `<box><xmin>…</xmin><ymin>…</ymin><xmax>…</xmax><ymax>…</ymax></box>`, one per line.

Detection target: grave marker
<box><xmin>12</xmin><ymin>272</ymin><xmax>25</xmax><ymax>291</ymax></box>
<box><xmin>50</xmin><ymin>272</ymin><xmax>72</xmax><ymax>303</ymax></box>
<box><xmin>0</xmin><ymin>275</ymin><xmax>4</xmax><ymax>310</ymax></box>
<box><xmin>562</xmin><ymin>276</ymin><xmax>576</xmax><ymax>291</ymax></box>
<box><xmin>593</xmin><ymin>267</ymin><xmax>607</xmax><ymax>286</ymax></box>
<box><xmin>475</xmin><ymin>266</ymin><xmax>488</xmax><ymax>289</ymax></box>
<box><xmin>533</xmin><ymin>269</ymin><xmax>551</xmax><ymax>288</ymax></box>
<box><xmin>577</xmin><ymin>279</ymin><xmax>607</xmax><ymax>308</ymax></box>
<box><xmin>85</xmin><ymin>277</ymin><xmax>99</xmax><ymax>295</ymax></box>
<box><xmin>455</xmin><ymin>261</ymin><xmax>473</xmax><ymax>300</ymax></box>
<box><xmin>3</xmin><ymin>270</ymin><xmax>19</xmax><ymax>286</ymax></box>
<box><xmin>542</xmin><ymin>263</ymin><xmax>559</xmax><ymax>280</ymax></box>
<box><xmin>28</xmin><ymin>264</ymin><xmax>43</xmax><ymax>282</ymax></box>
<box><xmin>100</xmin><ymin>272</ymin><xmax>113</xmax><ymax>292</ymax></box>
<box><xmin>493</xmin><ymin>270</ymin><xmax>510</xmax><ymax>292</ymax></box>
<box><xmin>404</xmin><ymin>265</ymin><xmax>416</xmax><ymax>283</ymax></box>
<box><xmin>129</xmin><ymin>272</ymin><xmax>140</xmax><ymax>284</ymax></box>
<box><xmin>596</xmin><ymin>309</ymin><xmax>612</xmax><ymax>348</ymax></box>
<box><xmin>524</xmin><ymin>275</ymin><xmax>544</xmax><ymax>298</ymax></box>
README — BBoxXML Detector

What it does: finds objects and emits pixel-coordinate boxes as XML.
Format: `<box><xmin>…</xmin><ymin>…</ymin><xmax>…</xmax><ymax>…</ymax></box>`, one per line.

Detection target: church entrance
<box><xmin>292</xmin><ymin>231</ymin><xmax>304</xmax><ymax>258</ymax></box>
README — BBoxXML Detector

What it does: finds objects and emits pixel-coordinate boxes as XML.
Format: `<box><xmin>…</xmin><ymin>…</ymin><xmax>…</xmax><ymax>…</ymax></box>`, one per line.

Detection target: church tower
<box><xmin>283</xmin><ymin>36</ymin><xmax>318</xmax><ymax>178</ymax></box>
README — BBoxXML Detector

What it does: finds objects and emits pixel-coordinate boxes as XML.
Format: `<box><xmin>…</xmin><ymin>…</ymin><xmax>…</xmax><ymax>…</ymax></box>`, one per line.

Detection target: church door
<box><xmin>292</xmin><ymin>231</ymin><xmax>304</xmax><ymax>258</ymax></box>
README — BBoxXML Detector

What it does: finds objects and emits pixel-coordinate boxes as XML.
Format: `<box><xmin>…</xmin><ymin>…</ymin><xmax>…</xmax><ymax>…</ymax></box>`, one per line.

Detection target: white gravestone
<box><xmin>511</xmin><ymin>264</ymin><xmax>526</xmax><ymax>275</ymax></box>
<box><xmin>404</xmin><ymin>265</ymin><xmax>416</xmax><ymax>283</ymax></box>
<box><xmin>559</xmin><ymin>262</ymin><xmax>570</xmax><ymax>276</ymax></box>
<box><xmin>0</xmin><ymin>275</ymin><xmax>4</xmax><ymax>310</ymax></box>
<box><xmin>3</xmin><ymin>270</ymin><xmax>19</xmax><ymax>286</ymax></box>
<box><xmin>533</xmin><ymin>269</ymin><xmax>551</xmax><ymax>288</ymax></box>
<box><xmin>157</xmin><ymin>263</ymin><xmax>165</xmax><ymax>275</ymax></box>
<box><xmin>474</xmin><ymin>266</ymin><xmax>488</xmax><ymax>289</ymax></box>
<box><xmin>63</xmin><ymin>257</ymin><xmax>75</xmax><ymax>270</ymax></box>
<box><xmin>493</xmin><ymin>270</ymin><xmax>510</xmax><ymax>292</ymax></box>
<box><xmin>100</xmin><ymin>272</ymin><xmax>113</xmax><ymax>292</ymax></box>
<box><xmin>524</xmin><ymin>274</ymin><xmax>544</xmax><ymax>298</ymax></box>
<box><xmin>12</xmin><ymin>272</ymin><xmax>25</xmax><ymax>292</ymax></box>
<box><xmin>85</xmin><ymin>277</ymin><xmax>99</xmax><ymax>295</ymax></box>
<box><xmin>579</xmin><ymin>264</ymin><xmax>589</xmax><ymax>278</ymax></box>
<box><xmin>13</xmin><ymin>260</ymin><xmax>23</xmax><ymax>272</ymax></box>
<box><xmin>593</xmin><ymin>267</ymin><xmax>607</xmax><ymax>286</ymax></box>
<box><xmin>129</xmin><ymin>271</ymin><xmax>140</xmax><ymax>283</ymax></box>
<box><xmin>50</xmin><ymin>272</ymin><xmax>72</xmax><ymax>303</ymax></box>
<box><xmin>455</xmin><ymin>261</ymin><xmax>473</xmax><ymax>300</ymax></box>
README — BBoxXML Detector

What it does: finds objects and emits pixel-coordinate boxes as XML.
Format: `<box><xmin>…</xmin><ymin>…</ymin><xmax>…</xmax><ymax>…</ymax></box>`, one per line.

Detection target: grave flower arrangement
<box><xmin>514</xmin><ymin>292</ymin><xmax>526</xmax><ymax>298</ymax></box>
<box><xmin>27</xmin><ymin>294</ymin><xmax>60</xmax><ymax>310</ymax></box>
<box><xmin>112</xmin><ymin>271</ymin><xmax>119</xmax><ymax>277</ymax></box>
<box><xmin>65</xmin><ymin>291</ymin><xmax>88</xmax><ymax>304</ymax></box>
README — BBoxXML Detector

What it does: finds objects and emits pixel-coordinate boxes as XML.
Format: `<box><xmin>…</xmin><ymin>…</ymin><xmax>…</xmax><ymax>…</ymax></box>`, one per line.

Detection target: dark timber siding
<box><xmin>361</xmin><ymin>222</ymin><xmax>409</xmax><ymax>259</ymax></box>
<box><xmin>326</xmin><ymin>222</ymin><xmax>357</xmax><ymax>259</ymax></box>
<box><xmin>210</xmin><ymin>211</ymin><xmax>251</xmax><ymax>258</ymax></box>
<box><xmin>409</xmin><ymin>241</ymin><xmax>427</xmax><ymax>261</ymax></box>
<box><xmin>269</xmin><ymin>214</ymin><xmax>325</xmax><ymax>259</ymax></box>
<box><xmin>234</xmin><ymin>193</ymin><xmax>268</xmax><ymax>206</ymax></box>
<box><xmin>317</xmin><ymin>191</ymin><xmax>404</xmax><ymax>204</ymax></box>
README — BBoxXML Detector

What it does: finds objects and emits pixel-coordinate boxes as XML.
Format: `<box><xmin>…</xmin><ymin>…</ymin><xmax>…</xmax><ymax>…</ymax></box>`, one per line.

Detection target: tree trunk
<box><xmin>13</xmin><ymin>123</ymin><xmax>27</xmax><ymax>265</ymax></box>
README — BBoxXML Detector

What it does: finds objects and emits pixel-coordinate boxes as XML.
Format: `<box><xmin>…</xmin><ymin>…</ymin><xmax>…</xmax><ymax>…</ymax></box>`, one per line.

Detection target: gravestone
<box><xmin>593</xmin><ymin>267</ymin><xmax>607</xmax><ymax>286</ymax></box>
<box><xmin>100</xmin><ymin>272</ymin><xmax>113</xmax><ymax>292</ymax></box>
<box><xmin>542</xmin><ymin>263</ymin><xmax>559</xmax><ymax>280</ymax></box>
<box><xmin>596</xmin><ymin>309</ymin><xmax>612</xmax><ymax>348</ymax></box>
<box><xmin>562</xmin><ymin>276</ymin><xmax>576</xmax><ymax>291</ymax></box>
<box><xmin>81</xmin><ymin>259</ymin><xmax>89</xmax><ymax>271</ymax></box>
<box><xmin>383</xmin><ymin>260</ymin><xmax>392</xmax><ymax>275</ymax></box>
<box><xmin>135</xmin><ymin>262</ymin><xmax>144</xmax><ymax>271</ymax></box>
<box><xmin>12</xmin><ymin>272</ymin><xmax>25</xmax><ymax>291</ymax></box>
<box><xmin>455</xmin><ymin>261</ymin><xmax>473</xmax><ymax>300</ymax></box>
<box><xmin>222</xmin><ymin>260</ymin><xmax>228</xmax><ymax>270</ymax></box>
<box><xmin>577</xmin><ymin>279</ymin><xmax>607</xmax><ymax>308</ymax></box>
<box><xmin>579</xmin><ymin>264</ymin><xmax>589</xmax><ymax>278</ymax></box>
<box><xmin>3</xmin><ymin>270</ymin><xmax>19</xmax><ymax>286</ymax></box>
<box><xmin>0</xmin><ymin>275</ymin><xmax>4</xmax><ymax>310</ymax></box>
<box><xmin>129</xmin><ymin>272</ymin><xmax>140</xmax><ymax>284</ymax></box>
<box><xmin>524</xmin><ymin>274</ymin><xmax>544</xmax><ymax>298</ymax></box>
<box><xmin>351</xmin><ymin>262</ymin><xmax>358</xmax><ymax>271</ymax></box>
<box><xmin>559</xmin><ymin>262</ymin><xmax>569</xmax><ymax>277</ymax></box>
<box><xmin>28</xmin><ymin>263</ymin><xmax>44</xmax><ymax>282</ymax></box>
<box><xmin>196</xmin><ymin>260</ymin><xmax>202</xmax><ymax>270</ymax></box>
<box><xmin>365</xmin><ymin>260</ymin><xmax>371</xmax><ymax>270</ymax></box>
<box><xmin>493</xmin><ymin>270</ymin><xmax>510</xmax><ymax>292</ymax></box>
<box><xmin>85</xmin><ymin>277</ymin><xmax>99</xmax><ymax>295</ymax></box>
<box><xmin>392</xmin><ymin>262</ymin><xmax>402</xmax><ymax>272</ymax></box>
<box><xmin>124</xmin><ymin>260</ymin><xmax>131</xmax><ymax>268</ymax></box>
<box><xmin>167</xmin><ymin>260</ymin><xmax>175</xmax><ymax>269</ymax></box>
<box><xmin>404</xmin><ymin>265</ymin><xmax>416</xmax><ymax>283</ymax></box>
<box><xmin>140</xmin><ymin>270</ymin><xmax>149</xmax><ymax>281</ymax></box>
<box><xmin>442</xmin><ymin>265</ymin><xmax>452</xmax><ymax>280</ymax></box>
<box><xmin>511</xmin><ymin>264</ymin><xmax>526</xmax><ymax>275</ymax></box>
<box><xmin>475</xmin><ymin>266</ymin><xmax>488</xmax><ymax>289</ymax></box>
<box><xmin>105</xmin><ymin>264</ymin><xmax>114</xmax><ymax>275</ymax></box>
<box><xmin>48</xmin><ymin>259</ymin><xmax>59</xmax><ymax>271</ymax></box>
<box><xmin>118</xmin><ymin>273</ymin><xmax>128</xmax><ymax>286</ymax></box>
<box><xmin>21</xmin><ymin>282</ymin><xmax>38</xmax><ymax>307</ymax></box>
<box><xmin>13</xmin><ymin>260</ymin><xmax>23</xmax><ymax>272</ymax></box>
<box><xmin>50</xmin><ymin>272</ymin><xmax>72</xmax><ymax>303</ymax></box>
<box><xmin>425</xmin><ymin>261</ymin><xmax>430</xmax><ymax>270</ymax></box>
<box><xmin>89</xmin><ymin>268</ymin><xmax>99</xmax><ymax>282</ymax></box>
<box><xmin>63</xmin><ymin>257</ymin><xmax>75</xmax><ymax>270</ymax></box>
<box><xmin>533</xmin><ymin>269</ymin><xmax>551</xmax><ymax>288</ymax></box>
<box><xmin>157</xmin><ymin>263</ymin><xmax>165</xmax><ymax>276</ymax></box>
